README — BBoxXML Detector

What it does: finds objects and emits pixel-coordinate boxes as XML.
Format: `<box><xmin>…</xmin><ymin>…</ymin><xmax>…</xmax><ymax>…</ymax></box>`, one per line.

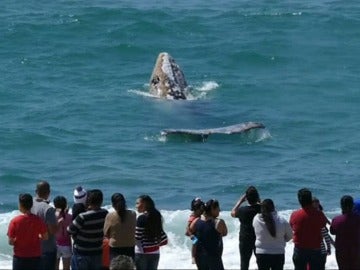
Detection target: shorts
<box><xmin>56</xmin><ymin>245</ymin><xmax>72</xmax><ymax>259</ymax></box>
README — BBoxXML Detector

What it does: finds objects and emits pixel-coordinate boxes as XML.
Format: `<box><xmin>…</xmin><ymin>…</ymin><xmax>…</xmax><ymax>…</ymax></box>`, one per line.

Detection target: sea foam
<box><xmin>0</xmin><ymin>208</ymin><xmax>339</xmax><ymax>269</ymax></box>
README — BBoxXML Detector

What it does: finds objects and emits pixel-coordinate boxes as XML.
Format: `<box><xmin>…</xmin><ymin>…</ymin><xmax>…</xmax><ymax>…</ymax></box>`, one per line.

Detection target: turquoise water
<box><xmin>1</xmin><ymin>0</ymin><xmax>359</xmax><ymax>268</ymax></box>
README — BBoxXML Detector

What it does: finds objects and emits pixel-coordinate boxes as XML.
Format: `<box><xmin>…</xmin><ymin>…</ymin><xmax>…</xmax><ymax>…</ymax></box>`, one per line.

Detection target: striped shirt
<box><xmin>68</xmin><ymin>208</ymin><xmax>108</xmax><ymax>255</ymax></box>
<box><xmin>135</xmin><ymin>213</ymin><xmax>168</xmax><ymax>254</ymax></box>
<box><xmin>320</xmin><ymin>227</ymin><xmax>332</xmax><ymax>255</ymax></box>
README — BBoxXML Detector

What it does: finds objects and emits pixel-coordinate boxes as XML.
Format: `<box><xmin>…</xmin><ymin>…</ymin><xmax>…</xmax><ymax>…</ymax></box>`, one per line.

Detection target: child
<box><xmin>72</xmin><ymin>185</ymin><xmax>87</xmax><ymax>220</ymax></box>
<box><xmin>7</xmin><ymin>193</ymin><xmax>48</xmax><ymax>270</ymax></box>
<box><xmin>54</xmin><ymin>196</ymin><xmax>72</xmax><ymax>270</ymax></box>
<box><xmin>185</xmin><ymin>197</ymin><xmax>204</xmax><ymax>264</ymax></box>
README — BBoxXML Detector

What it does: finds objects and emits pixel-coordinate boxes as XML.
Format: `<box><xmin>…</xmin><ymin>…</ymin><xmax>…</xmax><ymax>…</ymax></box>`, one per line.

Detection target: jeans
<box><xmin>71</xmin><ymin>251</ymin><xmax>103</xmax><ymax>270</ymax></box>
<box><xmin>292</xmin><ymin>247</ymin><xmax>324</xmax><ymax>270</ymax></box>
<box><xmin>256</xmin><ymin>253</ymin><xmax>285</xmax><ymax>270</ymax></box>
<box><xmin>40</xmin><ymin>251</ymin><xmax>57</xmax><ymax>270</ymax></box>
<box><xmin>13</xmin><ymin>256</ymin><xmax>40</xmax><ymax>270</ymax></box>
<box><xmin>135</xmin><ymin>253</ymin><xmax>160</xmax><ymax>270</ymax></box>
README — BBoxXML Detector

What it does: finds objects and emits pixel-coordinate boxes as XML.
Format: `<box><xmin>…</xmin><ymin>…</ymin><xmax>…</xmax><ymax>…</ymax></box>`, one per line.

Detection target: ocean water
<box><xmin>1</xmin><ymin>0</ymin><xmax>359</xmax><ymax>269</ymax></box>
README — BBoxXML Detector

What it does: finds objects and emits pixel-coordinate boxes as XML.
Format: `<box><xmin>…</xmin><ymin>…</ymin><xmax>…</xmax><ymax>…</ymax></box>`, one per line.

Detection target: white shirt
<box><xmin>253</xmin><ymin>211</ymin><xmax>293</xmax><ymax>254</ymax></box>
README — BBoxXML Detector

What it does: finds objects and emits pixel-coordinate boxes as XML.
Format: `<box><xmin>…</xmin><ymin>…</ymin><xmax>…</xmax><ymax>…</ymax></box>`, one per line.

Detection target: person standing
<box><xmin>104</xmin><ymin>193</ymin><xmax>136</xmax><ymax>260</ymax></box>
<box><xmin>330</xmin><ymin>195</ymin><xmax>360</xmax><ymax>270</ymax></box>
<box><xmin>290</xmin><ymin>188</ymin><xmax>327</xmax><ymax>270</ymax></box>
<box><xmin>185</xmin><ymin>198</ymin><xmax>204</xmax><ymax>264</ymax></box>
<box><xmin>190</xmin><ymin>199</ymin><xmax>227</xmax><ymax>270</ymax></box>
<box><xmin>231</xmin><ymin>186</ymin><xmax>261</xmax><ymax>270</ymax></box>
<box><xmin>312</xmin><ymin>197</ymin><xmax>333</xmax><ymax>268</ymax></box>
<box><xmin>253</xmin><ymin>199</ymin><xmax>293</xmax><ymax>270</ymax></box>
<box><xmin>68</xmin><ymin>189</ymin><xmax>108</xmax><ymax>270</ymax></box>
<box><xmin>72</xmin><ymin>186</ymin><xmax>87</xmax><ymax>220</ymax></box>
<box><xmin>7</xmin><ymin>193</ymin><xmax>48</xmax><ymax>270</ymax></box>
<box><xmin>54</xmin><ymin>196</ymin><xmax>72</xmax><ymax>270</ymax></box>
<box><xmin>135</xmin><ymin>195</ymin><xmax>168</xmax><ymax>270</ymax></box>
<box><xmin>31</xmin><ymin>180</ymin><xmax>58</xmax><ymax>270</ymax></box>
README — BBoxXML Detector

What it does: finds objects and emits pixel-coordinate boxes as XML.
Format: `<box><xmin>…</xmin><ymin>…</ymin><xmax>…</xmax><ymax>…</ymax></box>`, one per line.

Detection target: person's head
<box><xmin>19</xmin><ymin>193</ymin><xmax>33</xmax><ymax>213</ymax></box>
<box><xmin>297</xmin><ymin>188</ymin><xmax>312</xmax><ymax>208</ymax></box>
<box><xmin>261</xmin><ymin>199</ymin><xmax>276</xmax><ymax>237</ymax></box>
<box><xmin>111</xmin><ymin>193</ymin><xmax>127</xmax><ymax>222</ymax></box>
<box><xmin>136</xmin><ymin>194</ymin><xmax>155</xmax><ymax>213</ymax></box>
<box><xmin>73</xmin><ymin>186</ymin><xmax>87</xmax><ymax>205</ymax></box>
<box><xmin>261</xmin><ymin>199</ymin><xmax>275</xmax><ymax>214</ymax></box>
<box><xmin>246</xmin><ymin>186</ymin><xmax>260</xmax><ymax>205</ymax></box>
<box><xmin>35</xmin><ymin>180</ymin><xmax>50</xmax><ymax>200</ymax></box>
<box><xmin>191</xmin><ymin>197</ymin><xmax>204</xmax><ymax>216</ymax></box>
<box><xmin>204</xmin><ymin>199</ymin><xmax>220</xmax><ymax>218</ymax></box>
<box><xmin>86</xmin><ymin>189</ymin><xmax>103</xmax><ymax>209</ymax></box>
<box><xmin>53</xmin><ymin>196</ymin><xmax>68</xmax><ymax>214</ymax></box>
<box><xmin>312</xmin><ymin>197</ymin><xmax>323</xmax><ymax>211</ymax></box>
<box><xmin>340</xmin><ymin>195</ymin><xmax>354</xmax><ymax>214</ymax></box>
<box><xmin>109</xmin><ymin>255</ymin><xmax>135</xmax><ymax>270</ymax></box>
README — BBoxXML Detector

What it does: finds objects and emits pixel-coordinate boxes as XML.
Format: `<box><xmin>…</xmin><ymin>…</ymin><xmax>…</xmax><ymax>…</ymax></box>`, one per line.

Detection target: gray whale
<box><xmin>149</xmin><ymin>52</ymin><xmax>189</xmax><ymax>100</ymax></box>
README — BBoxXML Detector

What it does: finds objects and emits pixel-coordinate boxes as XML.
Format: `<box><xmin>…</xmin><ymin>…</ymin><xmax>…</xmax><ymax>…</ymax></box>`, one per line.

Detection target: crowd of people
<box><xmin>6</xmin><ymin>180</ymin><xmax>360</xmax><ymax>270</ymax></box>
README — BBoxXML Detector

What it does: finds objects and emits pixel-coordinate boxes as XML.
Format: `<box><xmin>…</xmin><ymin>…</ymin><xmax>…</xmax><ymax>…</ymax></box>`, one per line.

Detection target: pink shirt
<box><xmin>56</xmin><ymin>212</ymin><xmax>72</xmax><ymax>246</ymax></box>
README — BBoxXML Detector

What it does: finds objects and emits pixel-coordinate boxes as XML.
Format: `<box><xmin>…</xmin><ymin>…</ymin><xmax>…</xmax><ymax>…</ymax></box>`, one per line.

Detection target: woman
<box><xmin>312</xmin><ymin>197</ymin><xmax>333</xmax><ymax>268</ymax></box>
<box><xmin>104</xmin><ymin>193</ymin><xmax>136</xmax><ymax>261</ymax></box>
<box><xmin>252</xmin><ymin>199</ymin><xmax>292</xmax><ymax>270</ymax></box>
<box><xmin>135</xmin><ymin>195</ymin><xmax>168</xmax><ymax>270</ymax></box>
<box><xmin>190</xmin><ymin>199</ymin><xmax>227</xmax><ymax>270</ymax></box>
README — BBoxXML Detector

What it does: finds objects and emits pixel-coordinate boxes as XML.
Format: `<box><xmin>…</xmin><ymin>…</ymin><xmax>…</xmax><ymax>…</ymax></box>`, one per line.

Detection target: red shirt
<box><xmin>290</xmin><ymin>206</ymin><xmax>327</xmax><ymax>249</ymax></box>
<box><xmin>7</xmin><ymin>213</ymin><xmax>47</xmax><ymax>257</ymax></box>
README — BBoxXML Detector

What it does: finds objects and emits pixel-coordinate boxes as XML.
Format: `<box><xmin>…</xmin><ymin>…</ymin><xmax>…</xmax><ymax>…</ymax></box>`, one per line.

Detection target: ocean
<box><xmin>1</xmin><ymin>0</ymin><xmax>359</xmax><ymax>269</ymax></box>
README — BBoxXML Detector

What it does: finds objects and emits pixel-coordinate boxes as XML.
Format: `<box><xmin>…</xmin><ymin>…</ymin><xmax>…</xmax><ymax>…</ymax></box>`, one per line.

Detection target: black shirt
<box><xmin>236</xmin><ymin>204</ymin><xmax>261</xmax><ymax>242</ymax></box>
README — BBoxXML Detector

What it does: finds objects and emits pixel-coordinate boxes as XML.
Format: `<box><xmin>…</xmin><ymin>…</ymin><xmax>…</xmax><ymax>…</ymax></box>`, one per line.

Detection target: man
<box><xmin>231</xmin><ymin>186</ymin><xmax>261</xmax><ymax>270</ymax></box>
<box><xmin>31</xmin><ymin>180</ymin><xmax>58</xmax><ymax>270</ymax></box>
<box><xmin>68</xmin><ymin>189</ymin><xmax>108</xmax><ymax>270</ymax></box>
<box><xmin>8</xmin><ymin>193</ymin><xmax>48</xmax><ymax>270</ymax></box>
<box><xmin>290</xmin><ymin>188</ymin><xmax>327</xmax><ymax>270</ymax></box>
<box><xmin>330</xmin><ymin>195</ymin><xmax>360</xmax><ymax>270</ymax></box>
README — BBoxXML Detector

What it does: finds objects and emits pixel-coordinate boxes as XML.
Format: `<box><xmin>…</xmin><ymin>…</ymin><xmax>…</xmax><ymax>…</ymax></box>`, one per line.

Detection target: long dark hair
<box><xmin>138</xmin><ymin>195</ymin><xmax>163</xmax><ymax>241</ymax></box>
<box><xmin>111</xmin><ymin>193</ymin><xmax>127</xmax><ymax>223</ymax></box>
<box><xmin>261</xmin><ymin>199</ymin><xmax>276</xmax><ymax>238</ymax></box>
<box><xmin>204</xmin><ymin>199</ymin><xmax>219</xmax><ymax>217</ymax></box>
<box><xmin>54</xmin><ymin>196</ymin><xmax>67</xmax><ymax>218</ymax></box>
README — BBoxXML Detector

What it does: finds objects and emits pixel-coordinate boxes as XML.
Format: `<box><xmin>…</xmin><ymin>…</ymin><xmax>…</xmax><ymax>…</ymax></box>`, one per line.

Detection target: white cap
<box><xmin>73</xmin><ymin>186</ymin><xmax>87</xmax><ymax>204</ymax></box>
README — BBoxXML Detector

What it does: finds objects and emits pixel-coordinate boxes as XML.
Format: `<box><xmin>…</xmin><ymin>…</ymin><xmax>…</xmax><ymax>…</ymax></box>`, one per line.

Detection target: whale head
<box><xmin>149</xmin><ymin>52</ymin><xmax>188</xmax><ymax>100</ymax></box>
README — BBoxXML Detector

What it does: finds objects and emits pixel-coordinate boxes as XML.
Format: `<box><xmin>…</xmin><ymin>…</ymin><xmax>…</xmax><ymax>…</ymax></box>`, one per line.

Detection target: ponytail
<box><xmin>111</xmin><ymin>193</ymin><xmax>127</xmax><ymax>223</ymax></box>
<box><xmin>53</xmin><ymin>196</ymin><xmax>67</xmax><ymax>218</ymax></box>
<box><xmin>261</xmin><ymin>199</ymin><xmax>276</xmax><ymax>238</ymax></box>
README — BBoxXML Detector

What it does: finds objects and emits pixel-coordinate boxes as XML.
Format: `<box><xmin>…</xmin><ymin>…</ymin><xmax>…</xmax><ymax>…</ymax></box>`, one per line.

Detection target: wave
<box><xmin>128</xmin><ymin>80</ymin><xmax>219</xmax><ymax>101</ymax></box>
<box><xmin>0</xmin><ymin>208</ymin><xmax>339</xmax><ymax>269</ymax></box>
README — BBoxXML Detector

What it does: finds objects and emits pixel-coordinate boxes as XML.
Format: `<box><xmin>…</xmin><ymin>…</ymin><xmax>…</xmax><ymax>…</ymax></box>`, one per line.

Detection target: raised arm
<box><xmin>231</xmin><ymin>194</ymin><xmax>247</xmax><ymax>217</ymax></box>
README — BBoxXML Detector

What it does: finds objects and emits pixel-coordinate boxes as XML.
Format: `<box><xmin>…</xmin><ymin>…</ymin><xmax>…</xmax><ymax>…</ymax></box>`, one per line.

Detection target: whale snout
<box><xmin>149</xmin><ymin>52</ymin><xmax>189</xmax><ymax>100</ymax></box>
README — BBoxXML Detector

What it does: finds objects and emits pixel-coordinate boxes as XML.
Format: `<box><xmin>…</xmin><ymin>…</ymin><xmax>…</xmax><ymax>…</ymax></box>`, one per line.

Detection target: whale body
<box><xmin>149</xmin><ymin>52</ymin><xmax>189</xmax><ymax>100</ymax></box>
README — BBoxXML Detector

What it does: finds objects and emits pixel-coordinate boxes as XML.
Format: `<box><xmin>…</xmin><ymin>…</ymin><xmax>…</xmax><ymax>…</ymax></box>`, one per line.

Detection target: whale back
<box><xmin>149</xmin><ymin>52</ymin><xmax>188</xmax><ymax>100</ymax></box>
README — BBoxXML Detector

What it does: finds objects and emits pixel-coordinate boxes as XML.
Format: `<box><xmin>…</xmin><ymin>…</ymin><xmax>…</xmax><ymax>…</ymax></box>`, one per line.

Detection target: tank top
<box><xmin>195</xmin><ymin>218</ymin><xmax>223</xmax><ymax>256</ymax></box>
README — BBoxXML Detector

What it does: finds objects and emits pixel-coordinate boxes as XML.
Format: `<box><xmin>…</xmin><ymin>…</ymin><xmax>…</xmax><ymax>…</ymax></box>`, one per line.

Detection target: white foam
<box><xmin>128</xmin><ymin>89</ymin><xmax>160</xmax><ymax>98</ymax></box>
<box><xmin>195</xmin><ymin>81</ymin><xmax>219</xmax><ymax>92</ymax></box>
<box><xmin>0</xmin><ymin>209</ymin><xmax>340</xmax><ymax>269</ymax></box>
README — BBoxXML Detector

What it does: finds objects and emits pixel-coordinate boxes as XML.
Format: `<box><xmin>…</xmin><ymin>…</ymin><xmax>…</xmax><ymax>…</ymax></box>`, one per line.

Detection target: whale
<box><xmin>161</xmin><ymin>122</ymin><xmax>266</xmax><ymax>141</ymax></box>
<box><xmin>149</xmin><ymin>52</ymin><xmax>189</xmax><ymax>100</ymax></box>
